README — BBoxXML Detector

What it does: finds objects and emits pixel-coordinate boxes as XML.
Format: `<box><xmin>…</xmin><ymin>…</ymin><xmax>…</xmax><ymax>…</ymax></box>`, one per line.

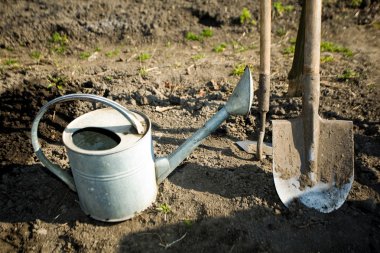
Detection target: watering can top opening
<box><xmin>62</xmin><ymin>108</ymin><xmax>150</xmax><ymax>155</ymax></box>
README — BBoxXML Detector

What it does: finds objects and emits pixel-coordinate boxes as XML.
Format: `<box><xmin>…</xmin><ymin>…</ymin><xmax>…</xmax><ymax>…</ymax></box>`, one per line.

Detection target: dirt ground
<box><xmin>0</xmin><ymin>0</ymin><xmax>379</xmax><ymax>252</ymax></box>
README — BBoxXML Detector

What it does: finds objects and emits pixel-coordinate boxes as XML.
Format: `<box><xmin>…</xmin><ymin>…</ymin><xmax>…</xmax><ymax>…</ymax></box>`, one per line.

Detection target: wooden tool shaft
<box><xmin>302</xmin><ymin>0</ymin><xmax>321</xmax><ymax>176</ymax></box>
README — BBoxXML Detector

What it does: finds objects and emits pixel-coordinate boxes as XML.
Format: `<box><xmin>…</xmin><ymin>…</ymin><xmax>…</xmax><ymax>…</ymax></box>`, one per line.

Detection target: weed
<box><xmin>185</xmin><ymin>32</ymin><xmax>201</xmax><ymax>41</ymax></box>
<box><xmin>289</xmin><ymin>37</ymin><xmax>297</xmax><ymax>44</ymax></box>
<box><xmin>30</xmin><ymin>51</ymin><xmax>42</xmax><ymax>61</ymax></box>
<box><xmin>321</xmin><ymin>55</ymin><xmax>334</xmax><ymax>63</ymax></box>
<box><xmin>191</xmin><ymin>53</ymin><xmax>205</xmax><ymax>60</ymax></box>
<box><xmin>338</xmin><ymin>69</ymin><xmax>359</xmax><ymax>81</ymax></box>
<box><xmin>274</xmin><ymin>1</ymin><xmax>294</xmax><ymax>15</ymax></box>
<box><xmin>95</xmin><ymin>46</ymin><xmax>102</xmax><ymax>52</ymax></box>
<box><xmin>350</xmin><ymin>0</ymin><xmax>362</xmax><ymax>8</ymax></box>
<box><xmin>321</xmin><ymin>41</ymin><xmax>353</xmax><ymax>57</ymax></box>
<box><xmin>240</xmin><ymin>7</ymin><xmax>252</xmax><ymax>25</ymax></box>
<box><xmin>105</xmin><ymin>49</ymin><xmax>119</xmax><ymax>58</ymax></box>
<box><xmin>276</xmin><ymin>28</ymin><xmax>286</xmax><ymax>37</ymax></box>
<box><xmin>4</xmin><ymin>58</ymin><xmax>18</xmax><ymax>66</ymax></box>
<box><xmin>79</xmin><ymin>51</ymin><xmax>91</xmax><ymax>60</ymax></box>
<box><xmin>104</xmin><ymin>76</ymin><xmax>113</xmax><ymax>82</ymax></box>
<box><xmin>50</xmin><ymin>32</ymin><xmax>68</xmax><ymax>54</ymax></box>
<box><xmin>231</xmin><ymin>41</ymin><xmax>252</xmax><ymax>53</ymax></box>
<box><xmin>183</xmin><ymin>219</ymin><xmax>192</xmax><ymax>227</ymax></box>
<box><xmin>137</xmin><ymin>52</ymin><xmax>151</xmax><ymax>62</ymax></box>
<box><xmin>213</xmin><ymin>43</ymin><xmax>227</xmax><ymax>53</ymax></box>
<box><xmin>47</xmin><ymin>74</ymin><xmax>66</xmax><ymax>93</ymax></box>
<box><xmin>231</xmin><ymin>63</ymin><xmax>247</xmax><ymax>76</ymax></box>
<box><xmin>201</xmin><ymin>28</ymin><xmax>213</xmax><ymax>37</ymax></box>
<box><xmin>138</xmin><ymin>67</ymin><xmax>148</xmax><ymax>78</ymax></box>
<box><xmin>156</xmin><ymin>203</ymin><xmax>171</xmax><ymax>221</ymax></box>
<box><xmin>283</xmin><ymin>44</ymin><xmax>295</xmax><ymax>54</ymax></box>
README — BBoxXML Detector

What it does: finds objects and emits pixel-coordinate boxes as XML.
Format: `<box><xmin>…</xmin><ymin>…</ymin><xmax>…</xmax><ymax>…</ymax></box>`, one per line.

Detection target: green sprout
<box><xmin>30</xmin><ymin>51</ymin><xmax>42</xmax><ymax>61</ymax></box>
<box><xmin>183</xmin><ymin>219</ymin><xmax>192</xmax><ymax>227</ymax></box>
<box><xmin>201</xmin><ymin>28</ymin><xmax>213</xmax><ymax>37</ymax></box>
<box><xmin>47</xmin><ymin>75</ymin><xmax>66</xmax><ymax>93</ymax></box>
<box><xmin>231</xmin><ymin>41</ymin><xmax>249</xmax><ymax>52</ymax></box>
<box><xmin>105</xmin><ymin>49</ymin><xmax>120</xmax><ymax>58</ymax></box>
<box><xmin>240</xmin><ymin>7</ymin><xmax>252</xmax><ymax>24</ymax></box>
<box><xmin>50</xmin><ymin>32</ymin><xmax>68</xmax><ymax>54</ymax></box>
<box><xmin>156</xmin><ymin>203</ymin><xmax>171</xmax><ymax>221</ymax></box>
<box><xmin>4</xmin><ymin>58</ymin><xmax>18</xmax><ymax>66</ymax></box>
<box><xmin>191</xmin><ymin>53</ymin><xmax>205</xmax><ymax>60</ymax></box>
<box><xmin>231</xmin><ymin>64</ymin><xmax>247</xmax><ymax>76</ymax></box>
<box><xmin>276</xmin><ymin>28</ymin><xmax>286</xmax><ymax>37</ymax></box>
<box><xmin>338</xmin><ymin>69</ymin><xmax>359</xmax><ymax>81</ymax></box>
<box><xmin>274</xmin><ymin>1</ymin><xmax>294</xmax><ymax>15</ymax></box>
<box><xmin>350</xmin><ymin>0</ymin><xmax>362</xmax><ymax>8</ymax></box>
<box><xmin>321</xmin><ymin>55</ymin><xmax>334</xmax><ymax>63</ymax></box>
<box><xmin>104</xmin><ymin>76</ymin><xmax>113</xmax><ymax>82</ymax></box>
<box><xmin>213</xmin><ymin>43</ymin><xmax>227</xmax><ymax>53</ymax></box>
<box><xmin>137</xmin><ymin>52</ymin><xmax>151</xmax><ymax>62</ymax></box>
<box><xmin>283</xmin><ymin>44</ymin><xmax>295</xmax><ymax>54</ymax></box>
<box><xmin>185</xmin><ymin>32</ymin><xmax>201</xmax><ymax>41</ymax></box>
<box><xmin>138</xmin><ymin>67</ymin><xmax>148</xmax><ymax>79</ymax></box>
<box><xmin>79</xmin><ymin>51</ymin><xmax>91</xmax><ymax>60</ymax></box>
<box><xmin>321</xmin><ymin>41</ymin><xmax>353</xmax><ymax>57</ymax></box>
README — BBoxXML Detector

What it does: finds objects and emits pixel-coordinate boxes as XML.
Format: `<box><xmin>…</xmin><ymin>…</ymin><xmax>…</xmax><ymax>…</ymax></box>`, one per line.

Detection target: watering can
<box><xmin>31</xmin><ymin>67</ymin><xmax>253</xmax><ymax>222</ymax></box>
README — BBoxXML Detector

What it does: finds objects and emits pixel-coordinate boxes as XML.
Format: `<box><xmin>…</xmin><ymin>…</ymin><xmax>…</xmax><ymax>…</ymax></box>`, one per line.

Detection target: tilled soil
<box><xmin>0</xmin><ymin>0</ymin><xmax>379</xmax><ymax>252</ymax></box>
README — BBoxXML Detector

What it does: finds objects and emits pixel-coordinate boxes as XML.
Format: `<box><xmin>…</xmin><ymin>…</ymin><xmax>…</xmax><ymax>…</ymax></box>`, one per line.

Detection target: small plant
<box><xmin>231</xmin><ymin>63</ymin><xmax>247</xmax><ymax>76</ymax></box>
<box><xmin>156</xmin><ymin>203</ymin><xmax>171</xmax><ymax>221</ymax></box>
<box><xmin>137</xmin><ymin>52</ymin><xmax>151</xmax><ymax>62</ymax></box>
<box><xmin>350</xmin><ymin>0</ymin><xmax>362</xmax><ymax>8</ymax></box>
<box><xmin>47</xmin><ymin>74</ymin><xmax>66</xmax><ymax>93</ymax></box>
<box><xmin>213</xmin><ymin>43</ymin><xmax>227</xmax><ymax>53</ymax></box>
<box><xmin>338</xmin><ymin>69</ymin><xmax>359</xmax><ymax>81</ymax></box>
<box><xmin>240</xmin><ymin>7</ymin><xmax>252</xmax><ymax>24</ymax></box>
<box><xmin>105</xmin><ymin>49</ymin><xmax>120</xmax><ymax>58</ymax></box>
<box><xmin>321</xmin><ymin>55</ymin><xmax>334</xmax><ymax>63</ymax></box>
<box><xmin>4</xmin><ymin>58</ymin><xmax>18</xmax><ymax>66</ymax></box>
<box><xmin>191</xmin><ymin>53</ymin><xmax>205</xmax><ymax>60</ymax></box>
<box><xmin>321</xmin><ymin>41</ymin><xmax>353</xmax><ymax>57</ymax></box>
<box><xmin>274</xmin><ymin>1</ymin><xmax>294</xmax><ymax>15</ymax></box>
<box><xmin>183</xmin><ymin>219</ymin><xmax>192</xmax><ymax>227</ymax></box>
<box><xmin>50</xmin><ymin>32</ymin><xmax>68</xmax><ymax>54</ymax></box>
<box><xmin>283</xmin><ymin>44</ymin><xmax>295</xmax><ymax>54</ymax></box>
<box><xmin>276</xmin><ymin>28</ymin><xmax>286</xmax><ymax>37</ymax></box>
<box><xmin>185</xmin><ymin>32</ymin><xmax>201</xmax><ymax>41</ymax></box>
<box><xmin>30</xmin><ymin>51</ymin><xmax>42</xmax><ymax>61</ymax></box>
<box><xmin>138</xmin><ymin>67</ymin><xmax>148</xmax><ymax>79</ymax></box>
<box><xmin>79</xmin><ymin>51</ymin><xmax>91</xmax><ymax>60</ymax></box>
<box><xmin>231</xmin><ymin>41</ymin><xmax>249</xmax><ymax>52</ymax></box>
<box><xmin>104</xmin><ymin>76</ymin><xmax>113</xmax><ymax>82</ymax></box>
<box><xmin>201</xmin><ymin>28</ymin><xmax>213</xmax><ymax>38</ymax></box>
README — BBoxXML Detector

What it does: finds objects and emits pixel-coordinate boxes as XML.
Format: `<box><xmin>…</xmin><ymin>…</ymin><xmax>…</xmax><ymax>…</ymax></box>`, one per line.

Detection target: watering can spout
<box><xmin>155</xmin><ymin>67</ymin><xmax>253</xmax><ymax>184</ymax></box>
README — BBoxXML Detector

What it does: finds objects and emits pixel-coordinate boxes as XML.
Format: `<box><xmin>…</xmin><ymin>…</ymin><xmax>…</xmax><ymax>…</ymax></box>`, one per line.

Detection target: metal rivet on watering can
<box><xmin>31</xmin><ymin>67</ymin><xmax>254</xmax><ymax>222</ymax></box>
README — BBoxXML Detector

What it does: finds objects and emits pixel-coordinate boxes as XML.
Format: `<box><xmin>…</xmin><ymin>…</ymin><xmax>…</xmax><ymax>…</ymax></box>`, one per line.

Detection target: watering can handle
<box><xmin>31</xmin><ymin>93</ymin><xmax>144</xmax><ymax>192</ymax></box>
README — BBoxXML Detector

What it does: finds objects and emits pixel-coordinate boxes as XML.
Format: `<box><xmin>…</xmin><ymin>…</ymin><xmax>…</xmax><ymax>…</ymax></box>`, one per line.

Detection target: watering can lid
<box><xmin>62</xmin><ymin>108</ymin><xmax>149</xmax><ymax>155</ymax></box>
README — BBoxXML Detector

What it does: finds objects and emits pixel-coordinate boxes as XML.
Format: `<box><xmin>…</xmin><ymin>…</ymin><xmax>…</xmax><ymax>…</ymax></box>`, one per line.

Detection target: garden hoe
<box><xmin>272</xmin><ymin>0</ymin><xmax>354</xmax><ymax>213</ymax></box>
<box><xmin>237</xmin><ymin>0</ymin><xmax>273</xmax><ymax>159</ymax></box>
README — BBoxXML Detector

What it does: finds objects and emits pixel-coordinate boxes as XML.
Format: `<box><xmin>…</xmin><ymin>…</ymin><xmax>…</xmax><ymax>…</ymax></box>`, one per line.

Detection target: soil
<box><xmin>1</xmin><ymin>0</ymin><xmax>379</xmax><ymax>252</ymax></box>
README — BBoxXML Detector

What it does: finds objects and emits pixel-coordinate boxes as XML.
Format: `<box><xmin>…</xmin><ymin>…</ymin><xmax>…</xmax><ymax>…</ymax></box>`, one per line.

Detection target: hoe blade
<box><xmin>272</xmin><ymin>118</ymin><xmax>354</xmax><ymax>213</ymax></box>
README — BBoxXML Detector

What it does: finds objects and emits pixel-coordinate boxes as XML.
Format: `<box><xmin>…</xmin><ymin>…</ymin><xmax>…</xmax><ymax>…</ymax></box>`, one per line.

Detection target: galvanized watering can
<box><xmin>31</xmin><ymin>67</ymin><xmax>253</xmax><ymax>222</ymax></box>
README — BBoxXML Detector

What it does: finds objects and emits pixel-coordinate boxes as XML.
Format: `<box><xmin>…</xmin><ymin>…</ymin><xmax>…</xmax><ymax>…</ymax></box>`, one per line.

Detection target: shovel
<box><xmin>237</xmin><ymin>0</ymin><xmax>272</xmax><ymax>159</ymax></box>
<box><xmin>272</xmin><ymin>0</ymin><xmax>354</xmax><ymax>213</ymax></box>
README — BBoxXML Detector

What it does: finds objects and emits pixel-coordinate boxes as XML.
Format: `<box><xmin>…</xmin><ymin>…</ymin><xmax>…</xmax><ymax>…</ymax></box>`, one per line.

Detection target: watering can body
<box><xmin>63</xmin><ymin>108</ymin><xmax>157</xmax><ymax>221</ymax></box>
